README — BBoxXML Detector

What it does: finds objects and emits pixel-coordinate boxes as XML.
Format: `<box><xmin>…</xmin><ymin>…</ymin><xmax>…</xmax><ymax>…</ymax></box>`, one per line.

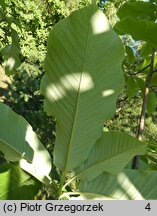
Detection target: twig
<box><xmin>132</xmin><ymin>48</ymin><xmax>156</xmax><ymax>169</ymax></box>
<box><xmin>130</xmin><ymin>64</ymin><xmax>150</xmax><ymax>76</ymax></box>
<box><xmin>117</xmin><ymin>96</ymin><xmax>128</xmax><ymax>104</ymax></box>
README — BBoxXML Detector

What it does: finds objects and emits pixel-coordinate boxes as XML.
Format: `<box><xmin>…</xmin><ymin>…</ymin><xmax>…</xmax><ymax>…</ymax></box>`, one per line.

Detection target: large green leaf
<box><xmin>0</xmin><ymin>163</ymin><xmax>41</xmax><ymax>200</ymax></box>
<box><xmin>0</xmin><ymin>103</ymin><xmax>52</xmax><ymax>183</ymax></box>
<box><xmin>114</xmin><ymin>18</ymin><xmax>157</xmax><ymax>48</ymax></box>
<box><xmin>117</xmin><ymin>1</ymin><xmax>156</xmax><ymax>21</ymax></box>
<box><xmin>75</xmin><ymin>131</ymin><xmax>146</xmax><ymax>181</ymax></box>
<box><xmin>79</xmin><ymin>169</ymin><xmax>157</xmax><ymax>200</ymax></box>
<box><xmin>40</xmin><ymin>4</ymin><xmax>124</xmax><ymax>171</ymax></box>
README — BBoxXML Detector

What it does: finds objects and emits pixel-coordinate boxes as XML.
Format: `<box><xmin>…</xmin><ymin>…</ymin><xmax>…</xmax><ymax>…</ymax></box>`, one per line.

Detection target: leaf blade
<box><xmin>117</xmin><ymin>1</ymin><xmax>156</xmax><ymax>21</ymax></box>
<box><xmin>114</xmin><ymin>18</ymin><xmax>157</xmax><ymax>48</ymax></box>
<box><xmin>79</xmin><ymin>169</ymin><xmax>157</xmax><ymax>200</ymax></box>
<box><xmin>0</xmin><ymin>163</ymin><xmax>41</xmax><ymax>200</ymax></box>
<box><xmin>2</xmin><ymin>28</ymin><xmax>21</xmax><ymax>75</ymax></box>
<box><xmin>0</xmin><ymin>103</ymin><xmax>52</xmax><ymax>182</ymax></box>
<box><xmin>75</xmin><ymin>131</ymin><xmax>146</xmax><ymax>181</ymax></box>
<box><xmin>41</xmin><ymin>4</ymin><xmax>124</xmax><ymax>171</ymax></box>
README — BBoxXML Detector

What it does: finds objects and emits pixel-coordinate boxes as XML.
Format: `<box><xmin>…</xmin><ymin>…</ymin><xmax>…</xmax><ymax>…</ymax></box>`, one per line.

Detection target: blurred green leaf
<box><xmin>151</xmin><ymin>72</ymin><xmax>157</xmax><ymax>86</ymax></box>
<box><xmin>154</xmin><ymin>54</ymin><xmax>157</xmax><ymax>68</ymax></box>
<box><xmin>0</xmin><ymin>0</ymin><xmax>6</xmax><ymax>9</ymax></box>
<box><xmin>126</xmin><ymin>76</ymin><xmax>139</xmax><ymax>98</ymax></box>
<box><xmin>136</xmin><ymin>58</ymin><xmax>151</xmax><ymax>73</ymax></box>
<box><xmin>114</xmin><ymin>18</ymin><xmax>157</xmax><ymax>48</ymax></box>
<box><xmin>117</xmin><ymin>1</ymin><xmax>156</xmax><ymax>21</ymax></box>
<box><xmin>135</xmin><ymin>76</ymin><xmax>156</xmax><ymax>115</ymax></box>
<box><xmin>140</xmin><ymin>42</ymin><xmax>153</xmax><ymax>58</ymax></box>
<box><xmin>135</xmin><ymin>77</ymin><xmax>145</xmax><ymax>93</ymax></box>
<box><xmin>147</xmin><ymin>90</ymin><xmax>157</xmax><ymax>115</ymax></box>
<box><xmin>0</xmin><ymin>163</ymin><xmax>41</xmax><ymax>200</ymax></box>
<box><xmin>2</xmin><ymin>28</ymin><xmax>21</xmax><ymax>75</ymax></box>
<box><xmin>125</xmin><ymin>46</ymin><xmax>135</xmax><ymax>64</ymax></box>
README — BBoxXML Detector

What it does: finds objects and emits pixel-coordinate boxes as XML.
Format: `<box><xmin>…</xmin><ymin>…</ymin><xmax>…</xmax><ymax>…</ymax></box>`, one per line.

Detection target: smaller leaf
<box><xmin>79</xmin><ymin>169</ymin><xmax>157</xmax><ymax>200</ymax></box>
<box><xmin>147</xmin><ymin>90</ymin><xmax>157</xmax><ymax>115</ymax></box>
<box><xmin>75</xmin><ymin>131</ymin><xmax>146</xmax><ymax>181</ymax></box>
<box><xmin>114</xmin><ymin>18</ymin><xmax>157</xmax><ymax>48</ymax></box>
<box><xmin>135</xmin><ymin>77</ymin><xmax>145</xmax><ymax>93</ymax></box>
<box><xmin>154</xmin><ymin>53</ymin><xmax>157</xmax><ymax>68</ymax></box>
<box><xmin>117</xmin><ymin>1</ymin><xmax>156</xmax><ymax>21</ymax></box>
<box><xmin>126</xmin><ymin>76</ymin><xmax>139</xmax><ymax>98</ymax></box>
<box><xmin>0</xmin><ymin>163</ymin><xmax>41</xmax><ymax>200</ymax></box>
<box><xmin>140</xmin><ymin>42</ymin><xmax>153</xmax><ymax>58</ymax></box>
<box><xmin>2</xmin><ymin>28</ymin><xmax>21</xmax><ymax>75</ymax></box>
<box><xmin>125</xmin><ymin>46</ymin><xmax>135</xmax><ymax>64</ymax></box>
<box><xmin>136</xmin><ymin>58</ymin><xmax>151</xmax><ymax>73</ymax></box>
<box><xmin>151</xmin><ymin>72</ymin><xmax>157</xmax><ymax>86</ymax></box>
<box><xmin>134</xmin><ymin>77</ymin><xmax>156</xmax><ymax>115</ymax></box>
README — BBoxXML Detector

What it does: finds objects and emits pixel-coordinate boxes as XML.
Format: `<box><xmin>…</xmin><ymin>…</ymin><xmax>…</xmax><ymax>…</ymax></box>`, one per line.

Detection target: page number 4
<box><xmin>145</xmin><ymin>203</ymin><xmax>151</xmax><ymax>211</ymax></box>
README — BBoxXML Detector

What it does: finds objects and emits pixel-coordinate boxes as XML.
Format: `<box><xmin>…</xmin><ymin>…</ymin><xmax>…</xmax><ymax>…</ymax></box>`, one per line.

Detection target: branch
<box><xmin>132</xmin><ymin>48</ymin><xmax>156</xmax><ymax>169</ymax></box>
<box><xmin>130</xmin><ymin>64</ymin><xmax>150</xmax><ymax>76</ymax></box>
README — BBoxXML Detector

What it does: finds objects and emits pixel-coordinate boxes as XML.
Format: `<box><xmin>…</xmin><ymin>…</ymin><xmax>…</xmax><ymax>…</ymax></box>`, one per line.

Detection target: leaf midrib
<box><xmin>0</xmin><ymin>137</ymin><xmax>31</xmax><ymax>162</ymax></box>
<box><xmin>0</xmin><ymin>138</ymin><xmax>22</xmax><ymax>158</ymax></box>
<box><xmin>62</xmin><ymin>20</ymin><xmax>91</xmax><ymax>172</ymax></box>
